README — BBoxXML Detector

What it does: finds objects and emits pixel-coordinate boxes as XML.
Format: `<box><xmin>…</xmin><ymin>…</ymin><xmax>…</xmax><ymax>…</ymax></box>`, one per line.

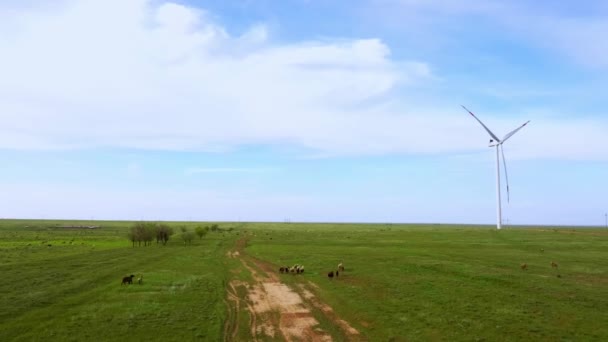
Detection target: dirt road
<box><xmin>224</xmin><ymin>239</ymin><xmax>363</xmax><ymax>341</ymax></box>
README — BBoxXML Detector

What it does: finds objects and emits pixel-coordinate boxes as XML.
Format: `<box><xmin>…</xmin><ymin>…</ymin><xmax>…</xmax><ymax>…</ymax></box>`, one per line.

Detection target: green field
<box><xmin>1</xmin><ymin>220</ymin><xmax>607</xmax><ymax>341</ymax></box>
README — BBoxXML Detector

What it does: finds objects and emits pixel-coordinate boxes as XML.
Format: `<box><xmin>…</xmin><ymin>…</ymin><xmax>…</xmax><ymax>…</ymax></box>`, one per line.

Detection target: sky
<box><xmin>0</xmin><ymin>0</ymin><xmax>607</xmax><ymax>225</ymax></box>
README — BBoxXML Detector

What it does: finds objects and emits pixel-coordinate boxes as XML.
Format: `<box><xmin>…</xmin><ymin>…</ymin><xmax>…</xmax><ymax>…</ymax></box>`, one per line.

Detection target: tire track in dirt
<box><xmin>224</xmin><ymin>238</ymin><xmax>364</xmax><ymax>341</ymax></box>
<box><xmin>223</xmin><ymin>281</ymin><xmax>240</xmax><ymax>342</ymax></box>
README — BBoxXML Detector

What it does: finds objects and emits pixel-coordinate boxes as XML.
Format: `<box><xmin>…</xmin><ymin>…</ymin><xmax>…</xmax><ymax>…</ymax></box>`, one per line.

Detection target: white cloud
<box><xmin>0</xmin><ymin>0</ymin><xmax>606</xmax><ymax>160</ymax></box>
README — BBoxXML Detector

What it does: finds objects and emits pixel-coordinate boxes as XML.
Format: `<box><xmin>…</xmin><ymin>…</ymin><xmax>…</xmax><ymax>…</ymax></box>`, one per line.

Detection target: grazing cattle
<box><xmin>338</xmin><ymin>262</ymin><xmax>344</xmax><ymax>272</ymax></box>
<box><xmin>121</xmin><ymin>274</ymin><xmax>135</xmax><ymax>285</ymax></box>
<box><xmin>520</xmin><ymin>263</ymin><xmax>527</xmax><ymax>270</ymax></box>
<box><xmin>137</xmin><ymin>275</ymin><xmax>143</xmax><ymax>285</ymax></box>
<box><xmin>327</xmin><ymin>271</ymin><xmax>334</xmax><ymax>279</ymax></box>
<box><xmin>551</xmin><ymin>261</ymin><xmax>558</xmax><ymax>269</ymax></box>
<box><xmin>280</xmin><ymin>264</ymin><xmax>304</xmax><ymax>275</ymax></box>
<box><xmin>336</xmin><ymin>270</ymin><xmax>339</xmax><ymax>277</ymax></box>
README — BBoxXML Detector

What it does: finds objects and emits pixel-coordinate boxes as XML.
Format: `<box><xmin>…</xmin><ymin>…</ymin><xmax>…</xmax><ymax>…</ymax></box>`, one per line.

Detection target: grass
<box><xmin>1</xmin><ymin>220</ymin><xmax>607</xmax><ymax>341</ymax></box>
<box><xmin>244</xmin><ymin>223</ymin><xmax>608</xmax><ymax>341</ymax></box>
<box><xmin>0</xmin><ymin>219</ymin><xmax>236</xmax><ymax>341</ymax></box>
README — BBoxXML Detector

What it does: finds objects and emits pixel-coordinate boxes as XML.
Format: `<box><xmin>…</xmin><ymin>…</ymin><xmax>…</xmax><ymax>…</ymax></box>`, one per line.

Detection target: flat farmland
<box><xmin>0</xmin><ymin>220</ymin><xmax>235</xmax><ymax>341</ymax></box>
<box><xmin>1</xmin><ymin>220</ymin><xmax>607</xmax><ymax>341</ymax></box>
<box><xmin>244</xmin><ymin>223</ymin><xmax>608</xmax><ymax>341</ymax></box>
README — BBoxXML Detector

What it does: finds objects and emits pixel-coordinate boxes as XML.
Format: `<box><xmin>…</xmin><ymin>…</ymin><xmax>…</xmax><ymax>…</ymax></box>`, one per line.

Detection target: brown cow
<box><xmin>327</xmin><ymin>271</ymin><xmax>334</xmax><ymax>279</ymax></box>
<box><xmin>551</xmin><ymin>261</ymin><xmax>558</xmax><ymax>269</ymax></box>
<box><xmin>520</xmin><ymin>263</ymin><xmax>527</xmax><ymax>270</ymax></box>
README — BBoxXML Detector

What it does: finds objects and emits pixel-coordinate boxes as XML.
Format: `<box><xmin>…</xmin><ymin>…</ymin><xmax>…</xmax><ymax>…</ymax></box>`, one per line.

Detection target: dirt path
<box><xmin>224</xmin><ymin>238</ymin><xmax>364</xmax><ymax>341</ymax></box>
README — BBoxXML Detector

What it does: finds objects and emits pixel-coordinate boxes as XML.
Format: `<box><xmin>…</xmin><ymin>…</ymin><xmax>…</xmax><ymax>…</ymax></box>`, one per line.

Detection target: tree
<box><xmin>155</xmin><ymin>224</ymin><xmax>173</xmax><ymax>245</ymax></box>
<box><xmin>132</xmin><ymin>222</ymin><xmax>147</xmax><ymax>246</ymax></box>
<box><xmin>127</xmin><ymin>222</ymin><xmax>153</xmax><ymax>246</ymax></box>
<box><xmin>127</xmin><ymin>229</ymin><xmax>137</xmax><ymax>247</ymax></box>
<box><xmin>182</xmin><ymin>231</ymin><xmax>194</xmax><ymax>245</ymax></box>
<box><xmin>180</xmin><ymin>225</ymin><xmax>187</xmax><ymax>233</ymax></box>
<box><xmin>195</xmin><ymin>226</ymin><xmax>207</xmax><ymax>240</ymax></box>
<box><xmin>144</xmin><ymin>224</ymin><xmax>155</xmax><ymax>246</ymax></box>
<box><xmin>210</xmin><ymin>224</ymin><xmax>219</xmax><ymax>232</ymax></box>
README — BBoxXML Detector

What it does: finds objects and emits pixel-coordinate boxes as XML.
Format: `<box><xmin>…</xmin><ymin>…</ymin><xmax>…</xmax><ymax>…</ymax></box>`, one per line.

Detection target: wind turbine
<box><xmin>462</xmin><ymin>106</ymin><xmax>530</xmax><ymax>230</ymax></box>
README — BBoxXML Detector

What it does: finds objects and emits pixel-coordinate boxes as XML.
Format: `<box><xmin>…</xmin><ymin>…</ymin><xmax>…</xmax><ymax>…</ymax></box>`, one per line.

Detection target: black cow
<box><xmin>121</xmin><ymin>274</ymin><xmax>135</xmax><ymax>285</ymax></box>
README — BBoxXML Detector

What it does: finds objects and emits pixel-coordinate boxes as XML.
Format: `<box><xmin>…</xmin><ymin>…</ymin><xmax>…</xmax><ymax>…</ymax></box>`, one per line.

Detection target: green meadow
<box><xmin>1</xmin><ymin>220</ymin><xmax>607</xmax><ymax>341</ymax></box>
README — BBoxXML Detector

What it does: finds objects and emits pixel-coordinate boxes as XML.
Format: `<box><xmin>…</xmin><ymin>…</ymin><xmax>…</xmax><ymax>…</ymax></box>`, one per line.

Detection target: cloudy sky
<box><xmin>1</xmin><ymin>0</ymin><xmax>606</xmax><ymax>225</ymax></box>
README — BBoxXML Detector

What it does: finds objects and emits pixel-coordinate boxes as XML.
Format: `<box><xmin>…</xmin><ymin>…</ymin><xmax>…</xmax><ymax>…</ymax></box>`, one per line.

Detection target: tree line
<box><xmin>127</xmin><ymin>222</ymin><xmax>219</xmax><ymax>246</ymax></box>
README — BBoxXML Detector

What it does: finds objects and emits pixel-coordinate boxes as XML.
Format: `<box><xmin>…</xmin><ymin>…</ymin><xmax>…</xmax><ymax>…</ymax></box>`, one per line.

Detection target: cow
<box><xmin>327</xmin><ymin>271</ymin><xmax>334</xmax><ymax>279</ymax></box>
<box><xmin>121</xmin><ymin>275</ymin><xmax>135</xmax><ymax>285</ymax></box>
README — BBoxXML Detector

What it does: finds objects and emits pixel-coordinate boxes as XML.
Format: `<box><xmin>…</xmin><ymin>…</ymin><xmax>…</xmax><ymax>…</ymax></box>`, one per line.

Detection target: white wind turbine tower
<box><xmin>462</xmin><ymin>106</ymin><xmax>530</xmax><ymax>230</ymax></box>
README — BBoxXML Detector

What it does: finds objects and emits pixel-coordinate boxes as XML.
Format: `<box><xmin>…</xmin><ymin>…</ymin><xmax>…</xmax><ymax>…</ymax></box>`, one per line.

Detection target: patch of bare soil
<box><xmin>224</xmin><ymin>238</ymin><xmax>364</xmax><ymax>341</ymax></box>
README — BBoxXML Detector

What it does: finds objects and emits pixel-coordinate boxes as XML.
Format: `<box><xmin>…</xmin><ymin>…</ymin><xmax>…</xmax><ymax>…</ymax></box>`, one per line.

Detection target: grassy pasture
<box><xmin>244</xmin><ymin>223</ymin><xmax>608</xmax><ymax>341</ymax></box>
<box><xmin>1</xmin><ymin>220</ymin><xmax>607</xmax><ymax>341</ymax></box>
<box><xmin>0</xmin><ymin>219</ymin><xmax>236</xmax><ymax>341</ymax></box>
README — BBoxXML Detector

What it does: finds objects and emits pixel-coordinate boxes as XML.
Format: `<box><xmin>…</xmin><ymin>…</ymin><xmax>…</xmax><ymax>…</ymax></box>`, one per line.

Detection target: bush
<box><xmin>195</xmin><ymin>226</ymin><xmax>207</xmax><ymax>240</ymax></box>
<box><xmin>182</xmin><ymin>231</ymin><xmax>195</xmax><ymax>245</ymax></box>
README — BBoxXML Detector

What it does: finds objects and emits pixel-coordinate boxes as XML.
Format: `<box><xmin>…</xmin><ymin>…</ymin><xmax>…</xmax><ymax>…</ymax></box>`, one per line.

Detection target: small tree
<box><xmin>145</xmin><ymin>224</ymin><xmax>156</xmax><ymax>246</ymax></box>
<box><xmin>210</xmin><ymin>224</ymin><xmax>219</xmax><ymax>232</ymax></box>
<box><xmin>182</xmin><ymin>231</ymin><xmax>194</xmax><ymax>245</ymax></box>
<box><xmin>127</xmin><ymin>229</ymin><xmax>137</xmax><ymax>247</ymax></box>
<box><xmin>195</xmin><ymin>226</ymin><xmax>207</xmax><ymax>240</ymax></box>
<box><xmin>132</xmin><ymin>222</ymin><xmax>148</xmax><ymax>246</ymax></box>
<box><xmin>156</xmin><ymin>224</ymin><xmax>173</xmax><ymax>245</ymax></box>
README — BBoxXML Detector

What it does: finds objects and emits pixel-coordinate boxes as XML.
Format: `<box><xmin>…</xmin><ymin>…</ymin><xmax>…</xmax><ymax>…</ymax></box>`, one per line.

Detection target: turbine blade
<box><xmin>461</xmin><ymin>106</ymin><xmax>501</xmax><ymax>142</ymax></box>
<box><xmin>502</xmin><ymin>120</ymin><xmax>530</xmax><ymax>143</ymax></box>
<box><xmin>500</xmin><ymin>144</ymin><xmax>510</xmax><ymax>203</ymax></box>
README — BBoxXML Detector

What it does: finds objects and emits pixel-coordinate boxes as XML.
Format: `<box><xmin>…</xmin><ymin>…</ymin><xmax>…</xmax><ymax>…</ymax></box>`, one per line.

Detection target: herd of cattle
<box><xmin>122</xmin><ymin>259</ymin><xmax>561</xmax><ymax>286</ymax></box>
<box><xmin>279</xmin><ymin>262</ymin><xmax>345</xmax><ymax>279</ymax></box>
<box><xmin>279</xmin><ymin>264</ymin><xmax>305</xmax><ymax>274</ymax></box>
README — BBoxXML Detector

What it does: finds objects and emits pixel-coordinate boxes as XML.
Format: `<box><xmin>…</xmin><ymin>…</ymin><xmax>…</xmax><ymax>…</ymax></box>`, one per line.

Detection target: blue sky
<box><xmin>0</xmin><ymin>0</ymin><xmax>606</xmax><ymax>225</ymax></box>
